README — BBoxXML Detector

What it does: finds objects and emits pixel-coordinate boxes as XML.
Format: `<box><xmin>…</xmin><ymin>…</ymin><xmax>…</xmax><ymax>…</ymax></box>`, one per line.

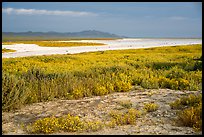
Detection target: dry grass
<box><xmin>2</xmin><ymin>41</ymin><xmax>106</xmax><ymax>47</ymax></box>
<box><xmin>2</xmin><ymin>48</ymin><xmax>16</xmax><ymax>53</ymax></box>
<box><xmin>143</xmin><ymin>103</ymin><xmax>159</xmax><ymax>112</ymax></box>
<box><xmin>170</xmin><ymin>93</ymin><xmax>202</xmax><ymax>131</ymax></box>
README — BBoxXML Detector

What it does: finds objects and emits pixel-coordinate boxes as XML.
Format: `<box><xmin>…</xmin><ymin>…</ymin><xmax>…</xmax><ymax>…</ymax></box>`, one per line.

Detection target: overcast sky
<box><xmin>2</xmin><ymin>2</ymin><xmax>202</xmax><ymax>38</ymax></box>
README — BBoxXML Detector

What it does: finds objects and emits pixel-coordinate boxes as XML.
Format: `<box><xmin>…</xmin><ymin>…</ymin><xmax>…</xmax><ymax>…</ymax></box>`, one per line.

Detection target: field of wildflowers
<box><xmin>2</xmin><ymin>44</ymin><xmax>202</xmax><ymax>112</ymax></box>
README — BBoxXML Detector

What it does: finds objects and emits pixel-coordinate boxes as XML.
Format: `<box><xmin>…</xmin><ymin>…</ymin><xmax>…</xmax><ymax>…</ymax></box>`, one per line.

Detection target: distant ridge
<box><xmin>2</xmin><ymin>30</ymin><xmax>125</xmax><ymax>40</ymax></box>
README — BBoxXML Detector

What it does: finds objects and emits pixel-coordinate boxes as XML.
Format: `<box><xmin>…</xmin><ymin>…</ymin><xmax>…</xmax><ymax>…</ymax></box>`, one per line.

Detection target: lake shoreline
<box><xmin>2</xmin><ymin>38</ymin><xmax>202</xmax><ymax>58</ymax></box>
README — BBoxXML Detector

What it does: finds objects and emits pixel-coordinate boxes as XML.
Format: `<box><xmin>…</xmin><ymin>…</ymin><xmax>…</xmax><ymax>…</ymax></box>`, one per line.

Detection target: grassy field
<box><xmin>2</xmin><ymin>44</ymin><xmax>202</xmax><ymax>112</ymax></box>
<box><xmin>2</xmin><ymin>48</ymin><xmax>16</xmax><ymax>53</ymax></box>
<box><xmin>2</xmin><ymin>41</ymin><xmax>106</xmax><ymax>47</ymax></box>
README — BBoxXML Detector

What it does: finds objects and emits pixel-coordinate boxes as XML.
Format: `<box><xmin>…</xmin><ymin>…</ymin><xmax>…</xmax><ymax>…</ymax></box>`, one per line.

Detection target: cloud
<box><xmin>2</xmin><ymin>7</ymin><xmax>98</xmax><ymax>16</ymax></box>
<box><xmin>168</xmin><ymin>16</ymin><xmax>188</xmax><ymax>20</ymax></box>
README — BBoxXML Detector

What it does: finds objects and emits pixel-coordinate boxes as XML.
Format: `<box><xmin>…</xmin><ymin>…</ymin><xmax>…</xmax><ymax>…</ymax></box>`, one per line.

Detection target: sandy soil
<box><xmin>2</xmin><ymin>38</ymin><xmax>202</xmax><ymax>58</ymax></box>
<box><xmin>2</xmin><ymin>88</ymin><xmax>202</xmax><ymax>135</ymax></box>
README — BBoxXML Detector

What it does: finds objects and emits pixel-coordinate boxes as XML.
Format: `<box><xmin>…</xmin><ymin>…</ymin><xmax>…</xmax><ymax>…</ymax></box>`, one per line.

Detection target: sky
<box><xmin>2</xmin><ymin>2</ymin><xmax>202</xmax><ymax>38</ymax></box>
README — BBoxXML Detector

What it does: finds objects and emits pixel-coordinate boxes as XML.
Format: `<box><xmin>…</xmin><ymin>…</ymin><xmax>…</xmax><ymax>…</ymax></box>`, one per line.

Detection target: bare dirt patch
<box><xmin>2</xmin><ymin>88</ymin><xmax>202</xmax><ymax>135</ymax></box>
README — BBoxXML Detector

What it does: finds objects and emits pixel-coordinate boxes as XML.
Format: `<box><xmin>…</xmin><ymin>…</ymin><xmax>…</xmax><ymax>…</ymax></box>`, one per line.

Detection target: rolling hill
<box><xmin>2</xmin><ymin>30</ymin><xmax>125</xmax><ymax>41</ymax></box>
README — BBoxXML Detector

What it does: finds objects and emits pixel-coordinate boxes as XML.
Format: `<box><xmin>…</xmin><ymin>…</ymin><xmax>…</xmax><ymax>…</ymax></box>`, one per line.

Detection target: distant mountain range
<box><xmin>2</xmin><ymin>30</ymin><xmax>126</xmax><ymax>40</ymax></box>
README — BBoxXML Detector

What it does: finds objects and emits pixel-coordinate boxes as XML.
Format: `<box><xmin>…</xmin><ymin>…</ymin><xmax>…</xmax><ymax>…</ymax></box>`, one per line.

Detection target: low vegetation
<box><xmin>119</xmin><ymin>100</ymin><xmax>133</xmax><ymax>109</ymax></box>
<box><xmin>143</xmin><ymin>103</ymin><xmax>159</xmax><ymax>112</ymax></box>
<box><xmin>170</xmin><ymin>93</ymin><xmax>202</xmax><ymax>131</ymax></box>
<box><xmin>27</xmin><ymin>114</ymin><xmax>103</xmax><ymax>134</ymax></box>
<box><xmin>27</xmin><ymin>107</ymin><xmax>142</xmax><ymax>134</ymax></box>
<box><xmin>2</xmin><ymin>44</ymin><xmax>202</xmax><ymax>112</ymax></box>
<box><xmin>2</xmin><ymin>41</ymin><xmax>106</xmax><ymax>47</ymax></box>
<box><xmin>2</xmin><ymin>48</ymin><xmax>16</xmax><ymax>53</ymax></box>
<box><xmin>108</xmin><ymin>108</ymin><xmax>141</xmax><ymax>127</ymax></box>
<box><xmin>169</xmin><ymin>94</ymin><xmax>202</xmax><ymax>109</ymax></box>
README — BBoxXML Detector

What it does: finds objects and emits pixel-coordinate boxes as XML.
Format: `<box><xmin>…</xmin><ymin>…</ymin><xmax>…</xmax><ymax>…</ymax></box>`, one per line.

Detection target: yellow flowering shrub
<box><xmin>83</xmin><ymin>120</ymin><xmax>104</xmax><ymax>132</ymax></box>
<box><xmin>31</xmin><ymin>116</ymin><xmax>59</xmax><ymax>134</ymax></box>
<box><xmin>170</xmin><ymin>93</ymin><xmax>202</xmax><ymax>109</ymax></box>
<box><xmin>108</xmin><ymin>108</ymin><xmax>141</xmax><ymax>126</ymax></box>
<box><xmin>58</xmin><ymin>114</ymin><xmax>84</xmax><ymax>132</ymax></box>
<box><xmin>178</xmin><ymin>103</ymin><xmax>202</xmax><ymax>131</ymax></box>
<box><xmin>30</xmin><ymin>114</ymin><xmax>104</xmax><ymax>134</ymax></box>
<box><xmin>143</xmin><ymin>103</ymin><xmax>159</xmax><ymax>112</ymax></box>
<box><xmin>170</xmin><ymin>93</ymin><xmax>202</xmax><ymax>131</ymax></box>
<box><xmin>93</xmin><ymin>84</ymin><xmax>109</xmax><ymax>96</ymax></box>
